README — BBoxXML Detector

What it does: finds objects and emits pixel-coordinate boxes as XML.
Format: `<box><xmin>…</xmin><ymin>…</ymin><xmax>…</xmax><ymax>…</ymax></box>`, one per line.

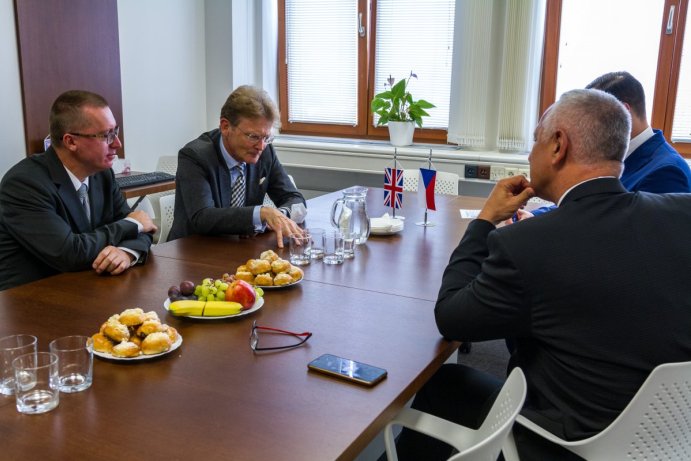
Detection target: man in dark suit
<box><xmin>0</xmin><ymin>90</ymin><xmax>156</xmax><ymax>291</ymax></box>
<box><xmin>169</xmin><ymin>85</ymin><xmax>305</xmax><ymax>247</ymax></box>
<box><xmin>392</xmin><ymin>89</ymin><xmax>691</xmax><ymax>460</ymax></box>
<box><xmin>526</xmin><ymin>71</ymin><xmax>691</xmax><ymax>219</ymax></box>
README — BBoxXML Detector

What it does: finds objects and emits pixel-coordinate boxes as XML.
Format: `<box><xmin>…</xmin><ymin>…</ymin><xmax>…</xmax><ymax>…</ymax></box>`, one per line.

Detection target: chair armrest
<box><xmin>515</xmin><ymin>415</ymin><xmax>578</xmax><ymax>446</ymax></box>
<box><xmin>384</xmin><ymin>407</ymin><xmax>477</xmax><ymax>460</ymax></box>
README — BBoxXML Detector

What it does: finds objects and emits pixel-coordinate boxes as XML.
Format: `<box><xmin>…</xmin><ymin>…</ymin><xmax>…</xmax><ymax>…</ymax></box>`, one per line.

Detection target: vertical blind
<box><xmin>285</xmin><ymin>0</ymin><xmax>358</xmax><ymax>125</ymax></box>
<box><xmin>373</xmin><ymin>0</ymin><xmax>455</xmax><ymax>129</ymax></box>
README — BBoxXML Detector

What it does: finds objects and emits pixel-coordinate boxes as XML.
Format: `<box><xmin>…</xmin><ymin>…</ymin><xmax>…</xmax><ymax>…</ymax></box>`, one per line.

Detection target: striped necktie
<box><xmin>231</xmin><ymin>164</ymin><xmax>245</xmax><ymax>208</ymax></box>
<box><xmin>78</xmin><ymin>183</ymin><xmax>91</xmax><ymax>222</ymax></box>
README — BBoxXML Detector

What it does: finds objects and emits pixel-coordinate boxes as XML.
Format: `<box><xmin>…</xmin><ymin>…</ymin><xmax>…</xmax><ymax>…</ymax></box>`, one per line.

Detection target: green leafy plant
<box><xmin>371</xmin><ymin>72</ymin><xmax>435</xmax><ymax>128</ymax></box>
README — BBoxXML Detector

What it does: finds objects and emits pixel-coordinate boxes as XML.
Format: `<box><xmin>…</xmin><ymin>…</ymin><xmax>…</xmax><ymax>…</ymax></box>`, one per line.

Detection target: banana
<box><xmin>203</xmin><ymin>301</ymin><xmax>243</xmax><ymax>316</ymax></box>
<box><xmin>169</xmin><ymin>300</ymin><xmax>205</xmax><ymax>316</ymax></box>
<box><xmin>169</xmin><ymin>300</ymin><xmax>243</xmax><ymax>317</ymax></box>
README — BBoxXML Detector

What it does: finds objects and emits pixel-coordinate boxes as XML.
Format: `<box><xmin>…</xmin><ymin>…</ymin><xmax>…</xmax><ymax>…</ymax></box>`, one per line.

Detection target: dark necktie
<box><xmin>78</xmin><ymin>183</ymin><xmax>90</xmax><ymax>222</ymax></box>
<box><xmin>231</xmin><ymin>164</ymin><xmax>245</xmax><ymax>208</ymax></box>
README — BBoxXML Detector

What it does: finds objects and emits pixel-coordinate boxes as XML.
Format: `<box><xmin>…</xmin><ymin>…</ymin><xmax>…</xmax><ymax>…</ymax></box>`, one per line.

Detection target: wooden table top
<box><xmin>0</xmin><ymin>188</ymin><xmax>486</xmax><ymax>460</ymax></box>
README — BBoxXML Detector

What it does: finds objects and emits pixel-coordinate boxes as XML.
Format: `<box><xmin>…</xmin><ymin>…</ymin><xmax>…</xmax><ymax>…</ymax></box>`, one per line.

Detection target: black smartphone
<box><xmin>307</xmin><ymin>353</ymin><xmax>387</xmax><ymax>386</ymax></box>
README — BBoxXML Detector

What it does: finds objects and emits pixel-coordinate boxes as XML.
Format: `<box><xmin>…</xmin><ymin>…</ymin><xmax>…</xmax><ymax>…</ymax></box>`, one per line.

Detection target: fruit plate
<box><xmin>94</xmin><ymin>335</ymin><xmax>183</xmax><ymax>361</ymax></box>
<box><xmin>163</xmin><ymin>296</ymin><xmax>264</xmax><ymax>320</ymax></box>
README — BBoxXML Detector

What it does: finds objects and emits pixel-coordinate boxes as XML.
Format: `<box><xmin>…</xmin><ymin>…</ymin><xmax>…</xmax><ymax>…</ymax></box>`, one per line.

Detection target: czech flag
<box><xmin>384</xmin><ymin>167</ymin><xmax>404</xmax><ymax>209</ymax></box>
<box><xmin>420</xmin><ymin>168</ymin><xmax>436</xmax><ymax>210</ymax></box>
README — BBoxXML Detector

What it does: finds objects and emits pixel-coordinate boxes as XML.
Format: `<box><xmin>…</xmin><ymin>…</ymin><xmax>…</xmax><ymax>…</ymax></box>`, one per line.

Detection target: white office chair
<box><xmin>384</xmin><ymin>368</ymin><xmax>527</xmax><ymax>461</ymax></box>
<box><xmin>502</xmin><ymin>361</ymin><xmax>691</xmax><ymax>461</ymax></box>
<box><xmin>157</xmin><ymin>193</ymin><xmax>176</xmax><ymax>244</ymax></box>
<box><xmin>263</xmin><ymin>174</ymin><xmax>297</xmax><ymax>208</ymax></box>
<box><xmin>156</xmin><ymin>155</ymin><xmax>178</xmax><ymax>175</ymax></box>
<box><xmin>148</xmin><ymin>155</ymin><xmax>178</xmax><ymax>241</ymax></box>
<box><xmin>402</xmin><ymin>169</ymin><xmax>459</xmax><ymax>195</ymax></box>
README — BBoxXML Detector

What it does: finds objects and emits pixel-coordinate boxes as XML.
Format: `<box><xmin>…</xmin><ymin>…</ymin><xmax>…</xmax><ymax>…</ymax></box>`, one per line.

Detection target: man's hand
<box><xmin>260</xmin><ymin>206</ymin><xmax>304</xmax><ymax>248</ymax></box>
<box><xmin>92</xmin><ymin>246</ymin><xmax>134</xmax><ymax>275</ymax></box>
<box><xmin>503</xmin><ymin>208</ymin><xmax>535</xmax><ymax>226</ymax></box>
<box><xmin>478</xmin><ymin>176</ymin><xmax>535</xmax><ymax>226</ymax></box>
<box><xmin>128</xmin><ymin>210</ymin><xmax>157</xmax><ymax>233</ymax></box>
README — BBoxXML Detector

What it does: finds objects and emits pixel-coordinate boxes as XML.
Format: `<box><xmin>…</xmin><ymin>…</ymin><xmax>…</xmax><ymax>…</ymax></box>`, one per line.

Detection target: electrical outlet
<box><xmin>504</xmin><ymin>167</ymin><xmax>519</xmax><ymax>178</ymax></box>
<box><xmin>518</xmin><ymin>168</ymin><xmax>530</xmax><ymax>179</ymax></box>
<box><xmin>489</xmin><ymin>166</ymin><xmax>506</xmax><ymax>181</ymax></box>
<box><xmin>477</xmin><ymin>165</ymin><xmax>491</xmax><ymax>180</ymax></box>
<box><xmin>464</xmin><ymin>164</ymin><xmax>478</xmax><ymax>179</ymax></box>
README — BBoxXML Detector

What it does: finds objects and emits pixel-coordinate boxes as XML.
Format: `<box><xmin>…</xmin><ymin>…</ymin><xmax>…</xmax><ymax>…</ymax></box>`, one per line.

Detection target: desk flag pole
<box><xmin>416</xmin><ymin>149</ymin><xmax>436</xmax><ymax>227</ymax></box>
<box><xmin>384</xmin><ymin>148</ymin><xmax>404</xmax><ymax>219</ymax></box>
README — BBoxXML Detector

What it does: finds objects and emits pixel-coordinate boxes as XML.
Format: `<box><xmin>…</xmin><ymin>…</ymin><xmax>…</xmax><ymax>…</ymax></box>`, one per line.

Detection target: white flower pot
<box><xmin>387</xmin><ymin>121</ymin><xmax>415</xmax><ymax>147</ymax></box>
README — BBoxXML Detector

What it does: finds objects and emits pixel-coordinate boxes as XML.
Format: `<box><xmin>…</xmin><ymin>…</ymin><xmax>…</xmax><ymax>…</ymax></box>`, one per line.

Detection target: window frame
<box><xmin>278</xmin><ymin>0</ymin><xmax>448</xmax><ymax>144</ymax></box>
<box><xmin>541</xmin><ymin>0</ymin><xmax>691</xmax><ymax>156</ymax></box>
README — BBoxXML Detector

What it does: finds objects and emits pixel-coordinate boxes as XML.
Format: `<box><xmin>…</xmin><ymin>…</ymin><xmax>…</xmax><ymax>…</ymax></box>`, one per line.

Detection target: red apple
<box><xmin>226</xmin><ymin>280</ymin><xmax>256</xmax><ymax>309</ymax></box>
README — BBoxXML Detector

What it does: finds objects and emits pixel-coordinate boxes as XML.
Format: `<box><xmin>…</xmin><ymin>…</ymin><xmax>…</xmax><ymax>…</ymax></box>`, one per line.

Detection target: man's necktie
<box><xmin>78</xmin><ymin>183</ymin><xmax>91</xmax><ymax>222</ymax></box>
<box><xmin>231</xmin><ymin>164</ymin><xmax>245</xmax><ymax>208</ymax></box>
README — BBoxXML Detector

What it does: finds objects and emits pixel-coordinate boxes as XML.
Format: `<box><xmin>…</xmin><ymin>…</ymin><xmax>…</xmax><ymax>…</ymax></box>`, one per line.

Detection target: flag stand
<box><xmin>416</xmin><ymin>149</ymin><xmax>436</xmax><ymax>227</ymax></box>
<box><xmin>392</xmin><ymin>148</ymin><xmax>404</xmax><ymax>219</ymax></box>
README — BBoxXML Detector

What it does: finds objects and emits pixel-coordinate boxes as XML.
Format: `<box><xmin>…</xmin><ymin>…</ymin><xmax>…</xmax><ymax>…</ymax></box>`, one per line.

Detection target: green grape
<box><xmin>202</xmin><ymin>278</ymin><xmax>213</xmax><ymax>286</ymax></box>
<box><xmin>194</xmin><ymin>285</ymin><xmax>203</xmax><ymax>297</ymax></box>
<box><xmin>206</xmin><ymin>294</ymin><xmax>216</xmax><ymax>302</ymax></box>
<box><xmin>217</xmin><ymin>290</ymin><xmax>226</xmax><ymax>301</ymax></box>
<box><xmin>219</xmin><ymin>282</ymin><xmax>229</xmax><ymax>291</ymax></box>
<box><xmin>209</xmin><ymin>286</ymin><xmax>218</xmax><ymax>295</ymax></box>
<box><xmin>201</xmin><ymin>286</ymin><xmax>210</xmax><ymax>297</ymax></box>
<box><xmin>214</xmin><ymin>279</ymin><xmax>222</xmax><ymax>288</ymax></box>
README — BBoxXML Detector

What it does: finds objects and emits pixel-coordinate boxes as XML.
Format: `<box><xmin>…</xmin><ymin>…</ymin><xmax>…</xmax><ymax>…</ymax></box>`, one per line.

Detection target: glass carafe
<box><xmin>330</xmin><ymin>186</ymin><xmax>371</xmax><ymax>245</ymax></box>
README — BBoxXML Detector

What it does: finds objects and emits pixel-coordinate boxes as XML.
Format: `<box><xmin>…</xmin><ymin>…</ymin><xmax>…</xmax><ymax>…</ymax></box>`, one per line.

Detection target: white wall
<box><xmin>0</xmin><ymin>0</ymin><xmax>28</xmax><ymax>176</ymax></box>
<box><xmin>117</xmin><ymin>0</ymin><xmax>208</xmax><ymax>172</ymax></box>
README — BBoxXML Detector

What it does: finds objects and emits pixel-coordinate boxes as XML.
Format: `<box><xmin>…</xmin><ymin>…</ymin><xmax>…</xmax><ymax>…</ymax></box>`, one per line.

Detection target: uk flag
<box><xmin>384</xmin><ymin>167</ymin><xmax>404</xmax><ymax>209</ymax></box>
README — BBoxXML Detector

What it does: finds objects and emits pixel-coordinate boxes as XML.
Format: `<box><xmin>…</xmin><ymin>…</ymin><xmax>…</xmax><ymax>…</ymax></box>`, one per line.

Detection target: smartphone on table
<box><xmin>307</xmin><ymin>353</ymin><xmax>387</xmax><ymax>386</ymax></box>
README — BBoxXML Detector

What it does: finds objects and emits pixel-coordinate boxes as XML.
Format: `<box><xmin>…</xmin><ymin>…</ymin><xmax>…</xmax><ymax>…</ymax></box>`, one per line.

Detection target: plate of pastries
<box><xmin>232</xmin><ymin>250</ymin><xmax>304</xmax><ymax>289</ymax></box>
<box><xmin>91</xmin><ymin>308</ymin><xmax>182</xmax><ymax>361</ymax></box>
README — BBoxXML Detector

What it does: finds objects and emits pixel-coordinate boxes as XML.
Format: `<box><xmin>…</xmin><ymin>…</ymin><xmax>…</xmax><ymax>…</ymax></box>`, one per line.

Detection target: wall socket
<box><xmin>489</xmin><ymin>166</ymin><xmax>506</xmax><ymax>181</ymax></box>
<box><xmin>464</xmin><ymin>164</ymin><xmax>478</xmax><ymax>178</ymax></box>
<box><xmin>477</xmin><ymin>165</ymin><xmax>491</xmax><ymax>180</ymax></box>
<box><xmin>518</xmin><ymin>168</ymin><xmax>530</xmax><ymax>179</ymax></box>
<box><xmin>504</xmin><ymin>167</ymin><xmax>519</xmax><ymax>177</ymax></box>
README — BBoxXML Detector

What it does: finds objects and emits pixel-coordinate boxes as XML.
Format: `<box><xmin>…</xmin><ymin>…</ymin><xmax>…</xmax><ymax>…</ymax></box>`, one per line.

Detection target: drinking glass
<box><xmin>289</xmin><ymin>233</ymin><xmax>311</xmax><ymax>266</ymax></box>
<box><xmin>0</xmin><ymin>334</ymin><xmax>37</xmax><ymax>396</ymax></box>
<box><xmin>307</xmin><ymin>228</ymin><xmax>325</xmax><ymax>259</ymax></box>
<box><xmin>323</xmin><ymin>231</ymin><xmax>345</xmax><ymax>265</ymax></box>
<box><xmin>13</xmin><ymin>352</ymin><xmax>60</xmax><ymax>414</ymax></box>
<box><xmin>49</xmin><ymin>335</ymin><xmax>93</xmax><ymax>393</ymax></box>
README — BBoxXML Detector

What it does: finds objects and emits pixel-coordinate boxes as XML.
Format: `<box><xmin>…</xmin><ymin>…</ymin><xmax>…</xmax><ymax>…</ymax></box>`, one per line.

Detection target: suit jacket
<box><xmin>621</xmin><ymin>129</ymin><xmax>691</xmax><ymax>193</ymax></box>
<box><xmin>169</xmin><ymin>129</ymin><xmax>305</xmax><ymax>240</ymax></box>
<box><xmin>0</xmin><ymin>148</ymin><xmax>152</xmax><ymax>290</ymax></box>
<box><xmin>436</xmin><ymin>178</ymin><xmax>691</xmax><ymax>441</ymax></box>
<box><xmin>531</xmin><ymin>131</ymin><xmax>691</xmax><ymax>216</ymax></box>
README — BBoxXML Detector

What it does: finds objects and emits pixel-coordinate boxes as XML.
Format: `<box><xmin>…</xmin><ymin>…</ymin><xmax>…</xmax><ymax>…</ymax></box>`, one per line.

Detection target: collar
<box><xmin>625</xmin><ymin>126</ymin><xmax>654</xmax><ymax>160</ymax></box>
<box><xmin>63</xmin><ymin>166</ymin><xmax>89</xmax><ymax>191</ymax></box>
<box><xmin>556</xmin><ymin>176</ymin><xmax>617</xmax><ymax>206</ymax></box>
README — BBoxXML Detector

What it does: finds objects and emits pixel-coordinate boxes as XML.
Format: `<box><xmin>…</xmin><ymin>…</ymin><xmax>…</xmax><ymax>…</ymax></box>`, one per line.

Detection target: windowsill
<box><xmin>273</xmin><ymin>134</ymin><xmax>530</xmax><ymax>165</ymax></box>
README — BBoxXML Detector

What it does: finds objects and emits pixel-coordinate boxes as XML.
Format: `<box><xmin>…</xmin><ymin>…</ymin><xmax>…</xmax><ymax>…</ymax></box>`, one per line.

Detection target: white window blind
<box><xmin>672</xmin><ymin>14</ymin><xmax>691</xmax><ymax>144</ymax></box>
<box><xmin>285</xmin><ymin>0</ymin><xmax>358</xmax><ymax>125</ymax></box>
<box><xmin>373</xmin><ymin>0</ymin><xmax>455</xmax><ymax>129</ymax></box>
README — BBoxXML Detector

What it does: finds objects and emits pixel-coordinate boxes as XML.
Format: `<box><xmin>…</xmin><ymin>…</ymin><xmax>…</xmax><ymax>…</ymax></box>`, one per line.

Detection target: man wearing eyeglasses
<box><xmin>168</xmin><ymin>85</ymin><xmax>306</xmax><ymax>247</ymax></box>
<box><xmin>0</xmin><ymin>90</ymin><xmax>156</xmax><ymax>291</ymax></box>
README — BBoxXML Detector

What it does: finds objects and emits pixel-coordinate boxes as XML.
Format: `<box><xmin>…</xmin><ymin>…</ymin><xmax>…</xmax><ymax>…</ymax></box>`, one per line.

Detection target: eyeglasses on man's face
<box><xmin>249</xmin><ymin>320</ymin><xmax>312</xmax><ymax>352</ymax></box>
<box><xmin>236</xmin><ymin>125</ymin><xmax>274</xmax><ymax>146</ymax></box>
<box><xmin>69</xmin><ymin>126</ymin><xmax>120</xmax><ymax>145</ymax></box>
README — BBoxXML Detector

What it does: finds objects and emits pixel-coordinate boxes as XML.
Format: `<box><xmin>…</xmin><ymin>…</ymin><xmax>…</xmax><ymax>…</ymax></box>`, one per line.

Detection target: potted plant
<box><xmin>370</xmin><ymin>71</ymin><xmax>435</xmax><ymax>146</ymax></box>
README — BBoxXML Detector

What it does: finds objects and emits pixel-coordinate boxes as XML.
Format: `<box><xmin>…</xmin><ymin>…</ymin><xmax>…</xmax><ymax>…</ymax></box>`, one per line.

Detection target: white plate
<box><xmin>163</xmin><ymin>296</ymin><xmax>264</xmax><ymax>320</ymax></box>
<box><xmin>94</xmin><ymin>335</ymin><xmax>183</xmax><ymax>361</ymax></box>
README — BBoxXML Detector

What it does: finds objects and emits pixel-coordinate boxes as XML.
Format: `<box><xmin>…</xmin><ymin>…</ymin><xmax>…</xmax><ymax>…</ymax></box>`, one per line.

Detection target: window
<box><xmin>278</xmin><ymin>0</ymin><xmax>454</xmax><ymax>143</ymax></box>
<box><xmin>541</xmin><ymin>0</ymin><xmax>691</xmax><ymax>156</ymax></box>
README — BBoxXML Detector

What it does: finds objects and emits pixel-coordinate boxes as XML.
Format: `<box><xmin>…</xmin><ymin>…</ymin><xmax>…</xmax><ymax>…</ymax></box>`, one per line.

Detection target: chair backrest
<box><xmin>450</xmin><ymin>367</ymin><xmax>527</xmax><ymax>460</ymax></box>
<box><xmin>402</xmin><ymin>169</ymin><xmax>459</xmax><ymax>195</ymax></box>
<box><xmin>156</xmin><ymin>155</ymin><xmax>178</xmax><ymax>175</ymax></box>
<box><xmin>157</xmin><ymin>193</ymin><xmax>176</xmax><ymax>244</ymax></box>
<box><xmin>263</xmin><ymin>175</ymin><xmax>297</xmax><ymax>208</ymax></box>
<box><xmin>566</xmin><ymin>361</ymin><xmax>691</xmax><ymax>460</ymax></box>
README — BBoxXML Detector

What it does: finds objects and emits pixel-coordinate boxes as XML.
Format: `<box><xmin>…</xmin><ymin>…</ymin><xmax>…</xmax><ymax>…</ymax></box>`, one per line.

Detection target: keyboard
<box><xmin>115</xmin><ymin>171</ymin><xmax>175</xmax><ymax>189</ymax></box>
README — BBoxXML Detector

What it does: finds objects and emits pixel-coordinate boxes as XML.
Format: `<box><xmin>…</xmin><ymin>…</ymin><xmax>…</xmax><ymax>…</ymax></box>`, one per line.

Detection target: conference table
<box><xmin>0</xmin><ymin>187</ymin><xmax>486</xmax><ymax>460</ymax></box>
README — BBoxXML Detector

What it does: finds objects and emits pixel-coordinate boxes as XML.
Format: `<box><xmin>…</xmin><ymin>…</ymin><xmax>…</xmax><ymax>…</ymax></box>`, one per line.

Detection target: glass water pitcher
<box><xmin>330</xmin><ymin>186</ymin><xmax>371</xmax><ymax>244</ymax></box>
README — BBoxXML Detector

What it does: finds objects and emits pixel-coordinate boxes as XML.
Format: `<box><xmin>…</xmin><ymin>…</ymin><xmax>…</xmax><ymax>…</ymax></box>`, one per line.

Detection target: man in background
<box><xmin>525</xmin><ymin>71</ymin><xmax>691</xmax><ymax>219</ymax></box>
<box><xmin>392</xmin><ymin>89</ymin><xmax>691</xmax><ymax>460</ymax></box>
<box><xmin>169</xmin><ymin>85</ymin><xmax>305</xmax><ymax>247</ymax></box>
<box><xmin>0</xmin><ymin>90</ymin><xmax>156</xmax><ymax>290</ymax></box>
